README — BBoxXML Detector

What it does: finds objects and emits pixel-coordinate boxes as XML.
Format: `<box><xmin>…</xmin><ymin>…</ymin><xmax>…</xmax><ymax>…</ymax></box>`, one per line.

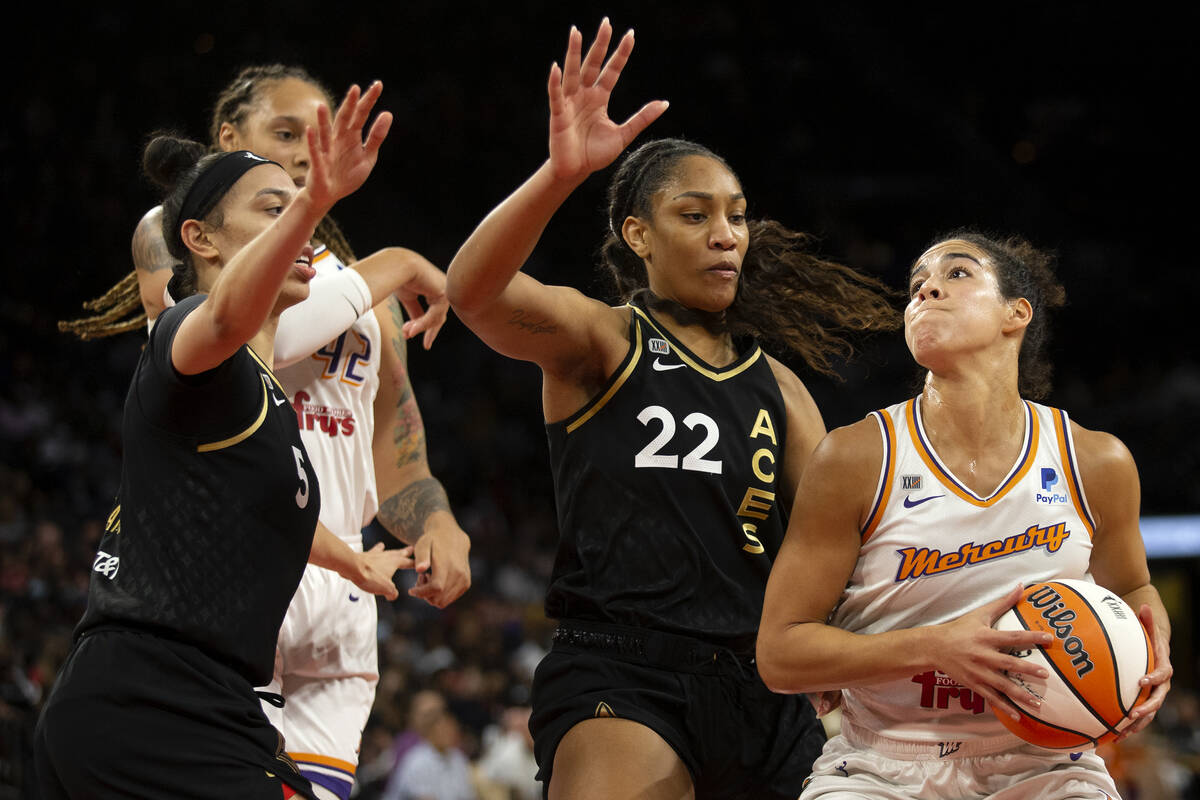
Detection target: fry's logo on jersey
<box><xmin>893</xmin><ymin>521</ymin><xmax>1070</xmax><ymax>581</ymax></box>
<box><xmin>911</xmin><ymin>670</ymin><xmax>985</xmax><ymax>715</ymax></box>
<box><xmin>291</xmin><ymin>391</ymin><xmax>356</xmax><ymax>437</ymax></box>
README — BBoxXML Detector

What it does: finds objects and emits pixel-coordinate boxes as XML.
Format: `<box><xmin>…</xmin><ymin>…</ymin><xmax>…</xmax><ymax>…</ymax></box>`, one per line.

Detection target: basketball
<box><xmin>991</xmin><ymin>579</ymin><xmax>1154</xmax><ymax>750</ymax></box>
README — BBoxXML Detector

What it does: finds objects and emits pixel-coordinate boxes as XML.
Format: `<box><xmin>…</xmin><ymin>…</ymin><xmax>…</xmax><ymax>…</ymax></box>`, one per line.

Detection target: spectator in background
<box><xmin>383</xmin><ymin>690</ymin><xmax>477</xmax><ymax>800</ymax></box>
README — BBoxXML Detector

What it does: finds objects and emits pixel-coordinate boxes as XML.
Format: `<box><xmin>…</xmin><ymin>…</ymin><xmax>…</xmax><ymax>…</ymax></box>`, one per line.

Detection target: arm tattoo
<box><xmin>377</xmin><ymin>477</ymin><xmax>452</xmax><ymax>542</ymax></box>
<box><xmin>132</xmin><ymin>217</ymin><xmax>177</xmax><ymax>274</ymax></box>
<box><xmin>507</xmin><ymin>309</ymin><xmax>557</xmax><ymax>335</ymax></box>
<box><xmin>388</xmin><ymin>298</ymin><xmax>410</xmax><ymax>368</ymax></box>
<box><xmin>386</xmin><ymin>298</ymin><xmax>425</xmax><ymax>468</ymax></box>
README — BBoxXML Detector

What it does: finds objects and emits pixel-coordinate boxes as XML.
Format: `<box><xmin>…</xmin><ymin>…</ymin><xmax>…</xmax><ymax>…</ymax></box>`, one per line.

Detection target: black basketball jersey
<box><xmin>545</xmin><ymin>299</ymin><xmax>790</xmax><ymax>643</ymax></box>
<box><xmin>77</xmin><ymin>295</ymin><xmax>320</xmax><ymax>686</ymax></box>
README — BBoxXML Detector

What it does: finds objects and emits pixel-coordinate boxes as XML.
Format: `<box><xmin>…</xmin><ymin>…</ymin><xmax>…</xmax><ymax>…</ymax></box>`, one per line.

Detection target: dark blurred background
<box><xmin>4</xmin><ymin>2</ymin><xmax>1197</xmax><ymax>797</ymax></box>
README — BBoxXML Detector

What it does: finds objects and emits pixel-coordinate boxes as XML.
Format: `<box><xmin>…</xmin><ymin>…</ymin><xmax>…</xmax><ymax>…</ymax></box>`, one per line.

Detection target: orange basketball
<box><xmin>991</xmin><ymin>578</ymin><xmax>1154</xmax><ymax>750</ymax></box>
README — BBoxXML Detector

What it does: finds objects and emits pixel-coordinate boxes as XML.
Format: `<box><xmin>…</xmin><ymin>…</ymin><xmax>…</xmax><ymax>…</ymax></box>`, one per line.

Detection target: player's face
<box><xmin>206</xmin><ymin>163</ymin><xmax>315</xmax><ymax>307</ymax></box>
<box><xmin>640</xmin><ymin>156</ymin><xmax>748</xmax><ymax>313</ymax></box>
<box><xmin>904</xmin><ymin>239</ymin><xmax>1020</xmax><ymax>369</ymax></box>
<box><xmin>223</xmin><ymin>78</ymin><xmax>328</xmax><ymax>188</ymax></box>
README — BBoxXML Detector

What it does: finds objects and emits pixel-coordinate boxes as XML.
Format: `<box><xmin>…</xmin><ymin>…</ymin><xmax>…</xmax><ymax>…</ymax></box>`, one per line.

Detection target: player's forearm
<box><xmin>446</xmin><ymin>161</ymin><xmax>581</xmax><ymax>315</ymax></box>
<box><xmin>307</xmin><ymin>521</ymin><xmax>361</xmax><ymax>579</ymax></box>
<box><xmin>758</xmin><ymin>622</ymin><xmax>939</xmax><ymax>695</ymax></box>
<box><xmin>375</xmin><ymin>475</ymin><xmax>455</xmax><ymax>545</ymax></box>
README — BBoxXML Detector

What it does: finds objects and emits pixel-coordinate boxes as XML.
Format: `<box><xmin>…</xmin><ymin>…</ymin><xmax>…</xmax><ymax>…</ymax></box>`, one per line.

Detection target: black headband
<box><xmin>174</xmin><ymin>150</ymin><xmax>280</xmax><ymax>252</ymax></box>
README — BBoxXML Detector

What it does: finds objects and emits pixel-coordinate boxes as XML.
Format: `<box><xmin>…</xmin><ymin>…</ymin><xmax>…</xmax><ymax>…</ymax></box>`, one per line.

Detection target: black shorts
<box><xmin>529</xmin><ymin>620</ymin><xmax>826</xmax><ymax>800</ymax></box>
<box><xmin>34</xmin><ymin>628</ymin><xmax>316</xmax><ymax>800</ymax></box>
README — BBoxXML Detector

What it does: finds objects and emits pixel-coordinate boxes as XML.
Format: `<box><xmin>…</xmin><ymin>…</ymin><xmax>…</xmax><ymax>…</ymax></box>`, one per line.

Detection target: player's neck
<box><xmin>919</xmin><ymin>371</ymin><xmax>1024</xmax><ymax>454</ymax></box>
<box><xmin>248</xmin><ymin>317</ymin><xmax>280</xmax><ymax>372</ymax></box>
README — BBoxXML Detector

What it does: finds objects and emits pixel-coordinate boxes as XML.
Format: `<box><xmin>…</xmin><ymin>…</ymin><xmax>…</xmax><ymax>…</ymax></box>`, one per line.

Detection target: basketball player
<box><xmin>758</xmin><ymin>232</ymin><xmax>1173</xmax><ymax>799</ymax></box>
<box><xmin>34</xmin><ymin>84</ymin><xmax>437</xmax><ymax>798</ymax></box>
<box><xmin>446</xmin><ymin>20</ymin><xmax>900</xmax><ymax>799</ymax></box>
<box><xmin>61</xmin><ymin>66</ymin><xmax>473</xmax><ymax>799</ymax></box>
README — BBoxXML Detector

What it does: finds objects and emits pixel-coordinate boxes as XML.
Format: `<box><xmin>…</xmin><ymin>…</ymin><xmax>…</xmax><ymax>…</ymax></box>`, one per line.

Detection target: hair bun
<box><xmin>142</xmin><ymin>134</ymin><xmax>208</xmax><ymax>192</ymax></box>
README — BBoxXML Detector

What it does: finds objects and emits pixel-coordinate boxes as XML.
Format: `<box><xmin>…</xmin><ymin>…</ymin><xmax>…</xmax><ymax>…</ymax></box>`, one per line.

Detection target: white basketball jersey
<box><xmin>276</xmin><ymin>247</ymin><xmax>381</xmax><ymax>545</ymax></box>
<box><xmin>833</xmin><ymin>397</ymin><xmax>1098</xmax><ymax>746</ymax></box>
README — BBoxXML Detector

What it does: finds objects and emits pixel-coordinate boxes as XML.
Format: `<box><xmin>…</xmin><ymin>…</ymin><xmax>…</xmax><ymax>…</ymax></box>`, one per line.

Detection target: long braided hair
<box><xmin>60</xmin><ymin>64</ymin><xmax>356</xmax><ymax>340</ymax></box>
<box><xmin>600</xmin><ymin>138</ymin><xmax>901</xmax><ymax>377</ymax></box>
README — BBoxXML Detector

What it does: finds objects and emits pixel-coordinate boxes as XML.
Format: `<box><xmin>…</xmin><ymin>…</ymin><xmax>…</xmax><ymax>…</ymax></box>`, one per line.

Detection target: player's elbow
<box><xmin>756</xmin><ymin>622</ymin><xmax>821</xmax><ymax>695</ymax></box>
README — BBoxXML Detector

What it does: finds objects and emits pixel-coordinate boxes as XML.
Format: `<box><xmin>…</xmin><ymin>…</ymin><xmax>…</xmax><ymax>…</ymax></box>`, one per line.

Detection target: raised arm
<box><xmin>274</xmin><ymin>247</ymin><xmax>448</xmax><ymax>369</ymax></box>
<box><xmin>171</xmin><ymin>82</ymin><xmax>393</xmax><ymax>375</ymax></box>
<box><xmin>446</xmin><ymin>19</ymin><xmax>667</xmax><ymax>378</ymax></box>
<box><xmin>758</xmin><ymin>421</ymin><xmax>1055</xmax><ymax>720</ymax></box>
<box><xmin>372</xmin><ymin>297</ymin><xmax>470</xmax><ymax>609</ymax></box>
<box><xmin>1075</xmin><ymin>424</ymin><xmax>1172</xmax><ymax>735</ymax></box>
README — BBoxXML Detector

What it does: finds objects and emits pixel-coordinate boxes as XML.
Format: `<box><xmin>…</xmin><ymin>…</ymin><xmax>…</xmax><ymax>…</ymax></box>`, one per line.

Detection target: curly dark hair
<box><xmin>598</xmin><ymin>138</ymin><xmax>900</xmax><ymax>377</ymax></box>
<box><xmin>913</xmin><ymin>230</ymin><xmax>1066</xmax><ymax>399</ymax></box>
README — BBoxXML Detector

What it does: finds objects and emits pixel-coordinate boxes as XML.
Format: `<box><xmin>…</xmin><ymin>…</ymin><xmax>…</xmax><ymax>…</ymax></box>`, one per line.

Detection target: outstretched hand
<box><xmin>305</xmin><ymin>81</ymin><xmax>394</xmax><ymax>210</ymax></box>
<box><xmin>349</xmin><ymin>542</ymin><xmax>414</xmax><ymax>602</ymax></box>
<box><xmin>547</xmin><ymin>18</ymin><xmax>668</xmax><ymax>180</ymax></box>
<box><xmin>934</xmin><ymin>585</ymin><xmax>1055</xmax><ymax>721</ymax></box>
<box><xmin>395</xmin><ymin>252</ymin><xmax>450</xmax><ymax>350</ymax></box>
<box><xmin>1122</xmin><ymin>603</ymin><xmax>1173</xmax><ymax>737</ymax></box>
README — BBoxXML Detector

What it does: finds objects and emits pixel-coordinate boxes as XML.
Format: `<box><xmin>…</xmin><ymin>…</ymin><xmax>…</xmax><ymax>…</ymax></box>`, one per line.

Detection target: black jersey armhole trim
<box><xmin>554</xmin><ymin>309</ymin><xmax>642</xmax><ymax>435</ymax></box>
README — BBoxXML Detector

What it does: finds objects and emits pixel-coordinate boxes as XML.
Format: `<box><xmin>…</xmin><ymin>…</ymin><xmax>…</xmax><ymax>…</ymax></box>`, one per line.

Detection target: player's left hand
<box><xmin>1121</xmin><ymin>603</ymin><xmax>1173</xmax><ymax>737</ymax></box>
<box><xmin>408</xmin><ymin>516</ymin><xmax>471</xmax><ymax>609</ymax></box>
<box><xmin>349</xmin><ymin>542</ymin><xmax>415</xmax><ymax>601</ymax></box>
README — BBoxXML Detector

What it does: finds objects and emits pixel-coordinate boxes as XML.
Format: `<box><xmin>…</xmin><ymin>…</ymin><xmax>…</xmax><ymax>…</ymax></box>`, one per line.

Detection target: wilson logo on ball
<box><xmin>992</xmin><ymin>579</ymin><xmax>1153</xmax><ymax>751</ymax></box>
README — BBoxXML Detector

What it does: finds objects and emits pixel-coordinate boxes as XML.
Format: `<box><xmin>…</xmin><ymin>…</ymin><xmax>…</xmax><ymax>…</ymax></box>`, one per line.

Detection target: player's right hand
<box><xmin>546</xmin><ymin>18</ymin><xmax>667</xmax><ymax>181</ymax></box>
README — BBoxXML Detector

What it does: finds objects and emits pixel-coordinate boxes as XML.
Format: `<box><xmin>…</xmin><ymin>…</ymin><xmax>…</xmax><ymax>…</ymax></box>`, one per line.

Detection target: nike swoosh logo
<box><xmin>349</xmin><ymin>594</ymin><xmax>360</xmax><ymax>602</ymax></box>
<box><xmin>903</xmin><ymin>494</ymin><xmax>944</xmax><ymax>508</ymax></box>
<box><xmin>652</xmin><ymin>358</ymin><xmax>685</xmax><ymax>371</ymax></box>
<box><xmin>273</xmin><ymin>394</ymin><xmax>287</xmax><ymax>406</ymax></box>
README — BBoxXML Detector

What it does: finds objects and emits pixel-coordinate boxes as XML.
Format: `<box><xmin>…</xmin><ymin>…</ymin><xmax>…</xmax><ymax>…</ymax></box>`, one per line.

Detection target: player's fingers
<box><xmin>562</xmin><ymin>25</ymin><xmax>583</xmax><ymax>96</ymax></box>
<box><xmin>617</xmin><ymin>100</ymin><xmax>669</xmax><ymax>145</ymax></box>
<box><xmin>352</xmin><ymin>80</ymin><xmax>383</xmax><ymax>131</ymax></box>
<box><xmin>986</xmin><ymin>584</ymin><xmax>1026</xmax><ymax>622</ymax></box>
<box><xmin>579</xmin><ymin>17</ymin><xmax>612</xmax><ymax>87</ymax></box>
<box><xmin>977</xmin><ymin>686</ymin><xmax>1023</xmax><ymax>721</ymax></box>
<box><xmin>596</xmin><ymin>29</ymin><xmax>635</xmax><ymax>92</ymax></box>
<box><xmin>334</xmin><ymin>84</ymin><xmax>360</xmax><ymax>132</ymax></box>
<box><xmin>317</xmin><ymin>102</ymin><xmax>334</xmax><ymax>154</ymax></box>
<box><xmin>364</xmin><ymin>111</ymin><xmax>393</xmax><ymax>159</ymax></box>
<box><xmin>547</xmin><ymin>62</ymin><xmax>565</xmax><ymax>116</ymax></box>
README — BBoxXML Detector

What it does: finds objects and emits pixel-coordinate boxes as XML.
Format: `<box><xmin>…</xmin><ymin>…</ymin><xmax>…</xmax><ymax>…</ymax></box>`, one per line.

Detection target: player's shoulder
<box><xmin>803</xmin><ymin>416</ymin><xmax>885</xmax><ymax>485</ymax></box>
<box><xmin>1068</xmin><ymin>418</ymin><xmax>1138</xmax><ymax>487</ymax></box>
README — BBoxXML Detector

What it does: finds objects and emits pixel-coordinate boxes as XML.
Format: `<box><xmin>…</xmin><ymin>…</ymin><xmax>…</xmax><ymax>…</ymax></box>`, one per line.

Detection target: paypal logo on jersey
<box><xmin>1037</xmin><ymin>467</ymin><xmax>1069</xmax><ymax>505</ymax></box>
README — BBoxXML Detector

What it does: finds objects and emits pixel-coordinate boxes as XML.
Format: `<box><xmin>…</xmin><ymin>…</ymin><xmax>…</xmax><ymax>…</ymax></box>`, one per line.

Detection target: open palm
<box><xmin>547</xmin><ymin>19</ymin><xmax>668</xmax><ymax>180</ymax></box>
<box><xmin>306</xmin><ymin>81</ymin><xmax>394</xmax><ymax>209</ymax></box>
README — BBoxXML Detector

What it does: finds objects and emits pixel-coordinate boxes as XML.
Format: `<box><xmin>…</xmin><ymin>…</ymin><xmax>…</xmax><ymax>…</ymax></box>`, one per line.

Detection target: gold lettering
<box><xmin>752</xmin><ymin>448</ymin><xmax>776</xmax><ymax>483</ymax></box>
<box><xmin>749</xmin><ymin>409</ymin><xmax>777</xmax><ymax>445</ymax></box>
<box><xmin>737</xmin><ymin>487</ymin><xmax>776</xmax><ymax>520</ymax></box>
<box><xmin>741</xmin><ymin>523</ymin><xmax>766</xmax><ymax>554</ymax></box>
<box><xmin>105</xmin><ymin>505</ymin><xmax>121</xmax><ymax>534</ymax></box>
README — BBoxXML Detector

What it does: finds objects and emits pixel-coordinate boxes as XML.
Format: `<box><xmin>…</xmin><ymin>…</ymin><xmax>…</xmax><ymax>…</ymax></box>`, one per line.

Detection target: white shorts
<box><xmin>801</xmin><ymin>718</ymin><xmax>1120</xmax><ymax>800</ymax></box>
<box><xmin>260</xmin><ymin>562</ymin><xmax>379</xmax><ymax>800</ymax></box>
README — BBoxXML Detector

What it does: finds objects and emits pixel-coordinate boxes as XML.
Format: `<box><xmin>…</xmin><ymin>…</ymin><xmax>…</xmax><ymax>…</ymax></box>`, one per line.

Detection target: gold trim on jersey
<box><xmin>905</xmin><ymin>397</ymin><xmax>1039</xmax><ymax>507</ymax></box>
<box><xmin>1052</xmin><ymin>409</ymin><xmax>1096</xmax><ymax>538</ymax></box>
<box><xmin>566</xmin><ymin>320</ymin><xmax>643</xmax><ymax>434</ymax></box>
<box><xmin>629</xmin><ymin>306</ymin><xmax>762</xmax><ymax>381</ymax></box>
<box><xmin>197</xmin><ymin>378</ymin><xmax>270</xmax><ymax>452</ymax></box>
<box><xmin>246</xmin><ymin>347</ymin><xmax>287</xmax><ymax>394</ymax></box>
<box><xmin>862</xmin><ymin>410</ymin><xmax>896</xmax><ymax>542</ymax></box>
